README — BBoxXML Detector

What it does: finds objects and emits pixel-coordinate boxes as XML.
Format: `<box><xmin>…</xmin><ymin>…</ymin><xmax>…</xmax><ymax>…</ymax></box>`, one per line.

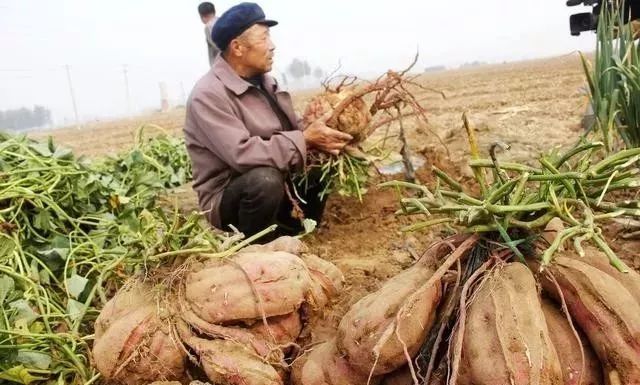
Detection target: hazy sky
<box><xmin>0</xmin><ymin>0</ymin><xmax>597</xmax><ymax>126</ymax></box>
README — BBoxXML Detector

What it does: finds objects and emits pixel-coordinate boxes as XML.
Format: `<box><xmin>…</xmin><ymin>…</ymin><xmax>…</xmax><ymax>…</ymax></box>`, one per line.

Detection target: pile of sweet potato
<box><xmin>291</xmin><ymin>235</ymin><xmax>640</xmax><ymax>385</ymax></box>
<box><xmin>92</xmin><ymin>237</ymin><xmax>343</xmax><ymax>385</ymax></box>
<box><xmin>94</xmin><ymin>231</ymin><xmax>640</xmax><ymax>385</ymax></box>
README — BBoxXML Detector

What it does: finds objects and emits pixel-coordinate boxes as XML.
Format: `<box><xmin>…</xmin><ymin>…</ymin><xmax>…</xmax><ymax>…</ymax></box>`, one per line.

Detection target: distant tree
<box><xmin>0</xmin><ymin>105</ymin><xmax>53</xmax><ymax>131</ymax></box>
<box><xmin>313</xmin><ymin>67</ymin><xmax>324</xmax><ymax>80</ymax></box>
<box><xmin>287</xmin><ymin>58</ymin><xmax>307</xmax><ymax>81</ymax></box>
<box><xmin>287</xmin><ymin>58</ymin><xmax>313</xmax><ymax>84</ymax></box>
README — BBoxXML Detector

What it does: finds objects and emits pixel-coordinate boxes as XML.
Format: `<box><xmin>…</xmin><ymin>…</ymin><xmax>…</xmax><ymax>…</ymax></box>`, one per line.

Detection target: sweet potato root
<box><xmin>248</xmin><ymin>311</ymin><xmax>303</xmax><ymax>348</ymax></box>
<box><xmin>300</xmin><ymin>253</ymin><xmax>344</xmax><ymax>309</ymax></box>
<box><xmin>181</xmin><ymin>332</ymin><xmax>283</xmax><ymax>385</ymax></box>
<box><xmin>543</xmin><ymin>256</ymin><xmax>640</xmax><ymax>384</ymax></box>
<box><xmin>93</xmin><ymin>282</ymin><xmax>186</xmax><ymax>385</ymax></box>
<box><xmin>564</xmin><ymin>246</ymin><xmax>640</xmax><ymax>304</ymax></box>
<box><xmin>242</xmin><ymin>236</ymin><xmax>309</xmax><ymax>256</ymax></box>
<box><xmin>291</xmin><ymin>338</ymin><xmax>378</xmax><ymax>385</ymax></box>
<box><xmin>337</xmin><ymin>261</ymin><xmax>441</xmax><ymax>376</ymax></box>
<box><xmin>457</xmin><ymin>262</ymin><xmax>563</xmax><ymax>385</ymax></box>
<box><xmin>541</xmin><ymin>298</ymin><xmax>603</xmax><ymax>385</ymax></box>
<box><xmin>183</xmin><ymin>251</ymin><xmax>313</xmax><ymax>324</ymax></box>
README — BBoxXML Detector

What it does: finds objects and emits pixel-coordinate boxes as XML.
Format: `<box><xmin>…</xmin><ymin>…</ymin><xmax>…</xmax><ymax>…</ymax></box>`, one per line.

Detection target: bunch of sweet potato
<box><xmin>292</xmin><ymin>235</ymin><xmax>640</xmax><ymax>385</ymax></box>
<box><xmin>92</xmin><ymin>237</ymin><xmax>343</xmax><ymax>385</ymax></box>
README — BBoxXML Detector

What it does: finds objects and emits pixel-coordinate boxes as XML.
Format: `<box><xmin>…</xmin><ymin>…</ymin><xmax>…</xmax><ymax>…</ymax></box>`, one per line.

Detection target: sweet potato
<box><xmin>183</xmin><ymin>251</ymin><xmax>313</xmax><ymax>324</ymax></box>
<box><xmin>291</xmin><ymin>338</ymin><xmax>378</xmax><ymax>385</ymax></box>
<box><xmin>543</xmin><ymin>256</ymin><xmax>640</xmax><ymax>384</ymax></box>
<box><xmin>93</xmin><ymin>282</ymin><xmax>186</xmax><ymax>385</ymax></box>
<box><xmin>300</xmin><ymin>253</ymin><xmax>344</xmax><ymax>309</ymax></box>
<box><xmin>458</xmin><ymin>262</ymin><xmax>563</xmax><ymax>385</ymax></box>
<box><xmin>541</xmin><ymin>298</ymin><xmax>603</xmax><ymax>385</ymax></box>
<box><xmin>337</xmin><ymin>261</ymin><xmax>441</xmax><ymax>376</ymax></box>
<box><xmin>181</xmin><ymin>333</ymin><xmax>283</xmax><ymax>385</ymax></box>
<box><xmin>248</xmin><ymin>311</ymin><xmax>303</xmax><ymax>348</ymax></box>
<box><xmin>242</xmin><ymin>236</ymin><xmax>309</xmax><ymax>256</ymax></box>
<box><xmin>244</xmin><ymin>236</ymin><xmax>343</xmax><ymax>309</ymax></box>
<box><xmin>564</xmin><ymin>246</ymin><xmax>640</xmax><ymax>304</ymax></box>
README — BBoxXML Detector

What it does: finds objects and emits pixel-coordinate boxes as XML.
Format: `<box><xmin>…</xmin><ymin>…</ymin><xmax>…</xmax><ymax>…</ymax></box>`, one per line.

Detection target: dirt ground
<box><xmin>29</xmin><ymin>53</ymin><xmax>640</xmax><ymax>341</ymax></box>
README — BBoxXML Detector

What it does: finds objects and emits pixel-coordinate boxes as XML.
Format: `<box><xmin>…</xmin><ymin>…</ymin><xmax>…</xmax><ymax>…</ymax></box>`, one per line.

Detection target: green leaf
<box><xmin>33</xmin><ymin>210</ymin><xmax>52</xmax><ymax>231</ymax></box>
<box><xmin>66</xmin><ymin>274</ymin><xmax>88</xmax><ymax>299</ymax></box>
<box><xmin>0</xmin><ymin>365</ymin><xmax>47</xmax><ymax>384</ymax></box>
<box><xmin>0</xmin><ymin>275</ymin><xmax>15</xmax><ymax>305</ymax></box>
<box><xmin>9</xmin><ymin>300</ymin><xmax>38</xmax><ymax>325</ymax></box>
<box><xmin>29</xmin><ymin>143</ymin><xmax>52</xmax><ymax>157</ymax></box>
<box><xmin>66</xmin><ymin>299</ymin><xmax>86</xmax><ymax>323</ymax></box>
<box><xmin>16</xmin><ymin>351</ymin><xmax>52</xmax><ymax>370</ymax></box>
<box><xmin>0</xmin><ymin>233</ymin><xmax>16</xmax><ymax>257</ymax></box>
<box><xmin>52</xmin><ymin>147</ymin><xmax>73</xmax><ymax>160</ymax></box>
<box><xmin>302</xmin><ymin>219</ymin><xmax>317</xmax><ymax>235</ymax></box>
<box><xmin>38</xmin><ymin>247</ymin><xmax>69</xmax><ymax>261</ymax></box>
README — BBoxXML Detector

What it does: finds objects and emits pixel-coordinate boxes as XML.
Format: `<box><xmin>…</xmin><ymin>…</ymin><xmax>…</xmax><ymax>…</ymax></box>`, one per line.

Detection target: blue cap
<box><xmin>212</xmin><ymin>3</ymin><xmax>278</xmax><ymax>51</ymax></box>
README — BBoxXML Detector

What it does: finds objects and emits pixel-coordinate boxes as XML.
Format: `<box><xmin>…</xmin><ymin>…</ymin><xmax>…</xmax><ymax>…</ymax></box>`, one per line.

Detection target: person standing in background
<box><xmin>198</xmin><ymin>2</ymin><xmax>219</xmax><ymax>66</ymax></box>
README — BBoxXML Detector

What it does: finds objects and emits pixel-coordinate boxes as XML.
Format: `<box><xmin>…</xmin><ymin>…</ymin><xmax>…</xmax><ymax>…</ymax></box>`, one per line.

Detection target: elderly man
<box><xmin>185</xmin><ymin>2</ymin><xmax>352</xmax><ymax>238</ymax></box>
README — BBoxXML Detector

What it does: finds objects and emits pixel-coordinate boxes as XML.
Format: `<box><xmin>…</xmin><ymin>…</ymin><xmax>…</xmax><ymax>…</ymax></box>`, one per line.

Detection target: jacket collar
<box><xmin>212</xmin><ymin>56</ymin><xmax>281</xmax><ymax>96</ymax></box>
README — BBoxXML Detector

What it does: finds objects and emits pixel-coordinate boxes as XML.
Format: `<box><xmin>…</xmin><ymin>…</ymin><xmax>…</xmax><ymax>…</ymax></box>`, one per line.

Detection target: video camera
<box><xmin>568</xmin><ymin>0</ymin><xmax>639</xmax><ymax>35</ymax></box>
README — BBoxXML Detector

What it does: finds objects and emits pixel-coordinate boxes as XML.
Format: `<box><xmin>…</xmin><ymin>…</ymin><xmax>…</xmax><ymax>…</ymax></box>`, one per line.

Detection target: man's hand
<box><xmin>303</xmin><ymin>117</ymin><xmax>353</xmax><ymax>156</ymax></box>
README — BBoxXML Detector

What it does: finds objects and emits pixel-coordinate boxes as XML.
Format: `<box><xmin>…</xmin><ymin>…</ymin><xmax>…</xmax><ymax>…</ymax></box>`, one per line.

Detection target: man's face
<box><xmin>236</xmin><ymin>24</ymin><xmax>275</xmax><ymax>75</ymax></box>
<box><xmin>201</xmin><ymin>14</ymin><xmax>215</xmax><ymax>24</ymax></box>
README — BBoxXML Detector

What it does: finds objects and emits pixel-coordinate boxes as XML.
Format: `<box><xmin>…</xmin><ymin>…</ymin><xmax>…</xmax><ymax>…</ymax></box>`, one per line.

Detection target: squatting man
<box><xmin>185</xmin><ymin>2</ymin><xmax>352</xmax><ymax>240</ymax></box>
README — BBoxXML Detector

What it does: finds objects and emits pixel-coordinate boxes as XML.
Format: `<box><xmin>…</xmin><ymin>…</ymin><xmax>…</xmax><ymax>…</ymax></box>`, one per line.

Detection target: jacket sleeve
<box><xmin>189</xmin><ymin>91</ymin><xmax>306</xmax><ymax>174</ymax></box>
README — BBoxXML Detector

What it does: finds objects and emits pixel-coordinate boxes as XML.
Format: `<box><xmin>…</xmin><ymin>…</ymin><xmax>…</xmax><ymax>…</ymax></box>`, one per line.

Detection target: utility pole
<box><xmin>180</xmin><ymin>81</ymin><xmax>187</xmax><ymax>105</ymax></box>
<box><xmin>122</xmin><ymin>64</ymin><xmax>131</xmax><ymax>115</ymax></box>
<box><xmin>64</xmin><ymin>64</ymin><xmax>80</xmax><ymax>129</ymax></box>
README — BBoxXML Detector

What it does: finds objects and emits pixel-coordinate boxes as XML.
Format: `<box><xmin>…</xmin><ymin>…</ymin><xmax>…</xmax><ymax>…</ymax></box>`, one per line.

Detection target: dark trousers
<box><xmin>219</xmin><ymin>167</ymin><xmax>326</xmax><ymax>240</ymax></box>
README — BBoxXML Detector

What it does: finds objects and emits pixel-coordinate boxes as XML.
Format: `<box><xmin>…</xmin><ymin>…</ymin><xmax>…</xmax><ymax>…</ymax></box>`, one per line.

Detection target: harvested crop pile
<box><xmin>344</xmin><ymin>113</ymin><xmax>640</xmax><ymax>385</ymax></box>
<box><xmin>92</xmin><ymin>236</ymin><xmax>344</xmax><ymax>385</ymax></box>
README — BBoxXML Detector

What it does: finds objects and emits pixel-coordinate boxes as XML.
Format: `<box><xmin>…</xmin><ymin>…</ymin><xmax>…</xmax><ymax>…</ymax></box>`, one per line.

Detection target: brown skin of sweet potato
<box><xmin>541</xmin><ymin>298</ymin><xmax>603</xmax><ymax>385</ymax></box>
<box><xmin>93</xmin><ymin>283</ymin><xmax>186</xmax><ymax>385</ymax></box>
<box><xmin>562</xmin><ymin>246</ymin><xmax>640</xmax><ymax>304</ymax></box>
<box><xmin>291</xmin><ymin>339</ymin><xmax>380</xmax><ymax>385</ymax></box>
<box><xmin>248</xmin><ymin>311</ymin><xmax>303</xmax><ymax>348</ymax></box>
<box><xmin>241</xmin><ymin>236</ymin><xmax>309</xmax><ymax>256</ymax></box>
<box><xmin>182</xmin><ymin>334</ymin><xmax>283</xmax><ymax>385</ymax></box>
<box><xmin>300</xmin><ymin>253</ymin><xmax>344</xmax><ymax>309</ymax></box>
<box><xmin>543</xmin><ymin>256</ymin><xmax>640</xmax><ymax>384</ymax></box>
<box><xmin>183</xmin><ymin>251</ymin><xmax>313</xmax><ymax>324</ymax></box>
<box><xmin>337</xmin><ymin>262</ymin><xmax>441</xmax><ymax>376</ymax></box>
<box><xmin>458</xmin><ymin>262</ymin><xmax>563</xmax><ymax>385</ymax></box>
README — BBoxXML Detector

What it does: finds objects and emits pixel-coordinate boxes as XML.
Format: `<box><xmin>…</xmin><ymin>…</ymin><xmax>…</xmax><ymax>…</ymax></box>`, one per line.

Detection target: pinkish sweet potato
<box><xmin>541</xmin><ymin>298</ymin><xmax>603</xmax><ymax>385</ymax></box>
<box><xmin>248</xmin><ymin>311</ymin><xmax>303</xmax><ymax>348</ymax></box>
<box><xmin>181</xmin><ymin>333</ymin><xmax>283</xmax><ymax>385</ymax></box>
<box><xmin>543</xmin><ymin>256</ymin><xmax>640</xmax><ymax>384</ymax></box>
<box><xmin>93</xmin><ymin>282</ymin><xmax>186</xmax><ymax>385</ymax></box>
<box><xmin>337</xmin><ymin>261</ymin><xmax>441</xmax><ymax>376</ymax></box>
<box><xmin>291</xmin><ymin>338</ymin><xmax>379</xmax><ymax>385</ymax></box>
<box><xmin>564</xmin><ymin>246</ymin><xmax>640</xmax><ymax>304</ymax></box>
<box><xmin>183</xmin><ymin>251</ymin><xmax>313</xmax><ymax>324</ymax></box>
<box><xmin>458</xmin><ymin>262</ymin><xmax>563</xmax><ymax>385</ymax></box>
<box><xmin>300</xmin><ymin>253</ymin><xmax>344</xmax><ymax>309</ymax></box>
<box><xmin>242</xmin><ymin>236</ymin><xmax>309</xmax><ymax>256</ymax></box>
